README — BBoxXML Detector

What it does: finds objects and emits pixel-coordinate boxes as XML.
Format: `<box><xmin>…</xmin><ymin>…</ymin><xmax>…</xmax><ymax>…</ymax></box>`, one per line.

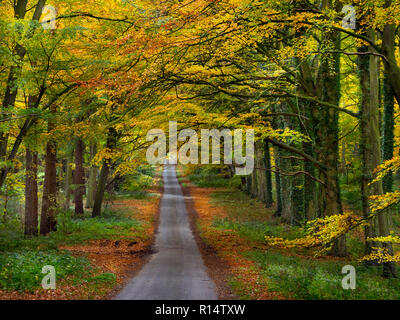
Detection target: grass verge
<box><xmin>0</xmin><ymin>188</ymin><xmax>160</xmax><ymax>300</ymax></box>
<box><xmin>189</xmin><ymin>182</ymin><xmax>400</xmax><ymax>300</ymax></box>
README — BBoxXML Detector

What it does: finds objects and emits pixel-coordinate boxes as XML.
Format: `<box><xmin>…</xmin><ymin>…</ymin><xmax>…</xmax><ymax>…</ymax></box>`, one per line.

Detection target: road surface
<box><xmin>115</xmin><ymin>164</ymin><xmax>217</xmax><ymax>300</ymax></box>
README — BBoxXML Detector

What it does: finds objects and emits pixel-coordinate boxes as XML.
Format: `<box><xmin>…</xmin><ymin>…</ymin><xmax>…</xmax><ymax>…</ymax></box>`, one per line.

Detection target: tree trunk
<box><xmin>298</xmin><ymin>63</ymin><xmax>318</xmax><ymax>222</ymax></box>
<box><xmin>273</xmin><ymin>146</ymin><xmax>282</xmax><ymax>217</ymax></box>
<box><xmin>92</xmin><ymin>161</ymin><xmax>110</xmax><ymax>218</ymax></box>
<box><xmin>279</xmin><ymin>148</ymin><xmax>293</xmax><ymax>223</ymax></box>
<box><xmin>40</xmin><ymin>106</ymin><xmax>57</xmax><ymax>235</ymax></box>
<box><xmin>92</xmin><ymin>128</ymin><xmax>117</xmax><ymax>218</ymax></box>
<box><xmin>74</xmin><ymin>137</ymin><xmax>85</xmax><ymax>215</ymax></box>
<box><xmin>303</xmin><ymin>140</ymin><xmax>317</xmax><ymax>220</ymax></box>
<box><xmin>24</xmin><ymin>94</ymin><xmax>39</xmax><ymax>236</ymax></box>
<box><xmin>264</xmin><ymin>141</ymin><xmax>273</xmax><ymax>208</ymax></box>
<box><xmin>24</xmin><ymin>149</ymin><xmax>38</xmax><ymax>237</ymax></box>
<box><xmin>86</xmin><ymin>143</ymin><xmax>98</xmax><ymax>208</ymax></box>
<box><xmin>245</xmin><ymin>175</ymin><xmax>251</xmax><ymax>196</ymax></box>
<box><xmin>358</xmin><ymin>29</ymin><xmax>396</xmax><ymax>277</ymax></box>
<box><xmin>254</xmin><ymin>141</ymin><xmax>266</xmax><ymax>202</ymax></box>
<box><xmin>382</xmin><ymin>21</ymin><xmax>396</xmax><ymax>194</ymax></box>
<box><xmin>382</xmin><ymin>74</ymin><xmax>394</xmax><ymax>193</ymax></box>
<box><xmin>314</xmin><ymin>2</ymin><xmax>346</xmax><ymax>255</ymax></box>
<box><xmin>276</xmin><ymin>102</ymin><xmax>303</xmax><ymax>225</ymax></box>
<box><xmin>40</xmin><ymin>140</ymin><xmax>58</xmax><ymax>235</ymax></box>
<box><xmin>291</xmin><ymin>155</ymin><xmax>304</xmax><ymax>225</ymax></box>
<box><xmin>63</xmin><ymin>151</ymin><xmax>73</xmax><ymax>210</ymax></box>
<box><xmin>381</xmin><ymin>1</ymin><xmax>400</xmax><ymax>107</ymax></box>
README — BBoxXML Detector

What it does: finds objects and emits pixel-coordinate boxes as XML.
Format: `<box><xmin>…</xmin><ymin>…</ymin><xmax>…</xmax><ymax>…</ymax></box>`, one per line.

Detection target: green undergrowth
<box><xmin>0</xmin><ymin>199</ymin><xmax>146</xmax><ymax>294</ymax></box>
<box><xmin>0</xmin><ymin>165</ymin><xmax>159</xmax><ymax>296</ymax></box>
<box><xmin>208</xmin><ymin>186</ymin><xmax>400</xmax><ymax>300</ymax></box>
<box><xmin>246</xmin><ymin>250</ymin><xmax>400</xmax><ymax>300</ymax></box>
<box><xmin>188</xmin><ymin>167</ymin><xmax>241</xmax><ymax>188</ymax></box>
<box><xmin>0</xmin><ymin>206</ymin><xmax>144</xmax><ymax>252</ymax></box>
<box><xmin>0</xmin><ymin>250</ymin><xmax>93</xmax><ymax>292</ymax></box>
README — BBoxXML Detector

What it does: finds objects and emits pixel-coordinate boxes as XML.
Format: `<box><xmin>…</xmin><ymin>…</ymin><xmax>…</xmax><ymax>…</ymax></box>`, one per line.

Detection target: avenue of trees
<box><xmin>1</xmin><ymin>0</ymin><xmax>400</xmax><ymax>278</ymax></box>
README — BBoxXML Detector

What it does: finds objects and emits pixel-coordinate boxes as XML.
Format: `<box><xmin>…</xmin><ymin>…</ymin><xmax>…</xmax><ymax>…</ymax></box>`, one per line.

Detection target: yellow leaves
<box><xmin>368</xmin><ymin>155</ymin><xmax>400</xmax><ymax>212</ymax></box>
<box><xmin>372</xmin><ymin>156</ymin><xmax>400</xmax><ymax>183</ymax></box>
<box><xmin>94</xmin><ymin>147</ymin><xmax>119</xmax><ymax>166</ymax></box>
<box><xmin>290</xmin><ymin>12</ymin><xmax>320</xmax><ymax>32</ymax></box>
<box><xmin>183</xmin><ymin>64</ymin><xmax>222</xmax><ymax>79</ymax></box>
<box><xmin>226</xmin><ymin>0</ymin><xmax>247</xmax><ymax>8</ymax></box>
<box><xmin>360</xmin><ymin>247</ymin><xmax>400</xmax><ymax>264</ymax></box>
<box><xmin>367</xmin><ymin>235</ymin><xmax>400</xmax><ymax>244</ymax></box>
<box><xmin>265</xmin><ymin>213</ymin><xmax>367</xmax><ymax>256</ymax></box>
<box><xmin>361</xmin><ymin>226</ymin><xmax>400</xmax><ymax>264</ymax></box>
<box><xmin>274</xmin><ymin>36</ymin><xmax>314</xmax><ymax>62</ymax></box>
<box><xmin>370</xmin><ymin>191</ymin><xmax>400</xmax><ymax>213</ymax></box>
<box><xmin>264</xmin><ymin>203</ymin><xmax>400</xmax><ymax>264</ymax></box>
<box><xmin>264</xmin><ymin>235</ymin><xmax>322</xmax><ymax>250</ymax></box>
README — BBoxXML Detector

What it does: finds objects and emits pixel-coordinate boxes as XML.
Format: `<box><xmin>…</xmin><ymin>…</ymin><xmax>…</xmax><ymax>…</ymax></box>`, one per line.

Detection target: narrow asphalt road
<box><xmin>115</xmin><ymin>164</ymin><xmax>217</xmax><ymax>300</ymax></box>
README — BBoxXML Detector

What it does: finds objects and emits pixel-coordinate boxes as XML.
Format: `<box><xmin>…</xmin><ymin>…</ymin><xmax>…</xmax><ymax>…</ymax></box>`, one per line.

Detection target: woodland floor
<box><xmin>2</xmin><ymin>166</ymin><xmax>400</xmax><ymax>300</ymax></box>
<box><xmin>0</xmin><ymin>188</ymin><xmax>161</xmax><ymax>300</ymax></box>
<box><xmin>182</xmin><ymin>182</ymin><xmax>284</xmax><ymax>300</ymax></box>
<box><xmin>179</xmin><ymin>168</ymin><xmax>400</xmax><ymax>300</ymax></box>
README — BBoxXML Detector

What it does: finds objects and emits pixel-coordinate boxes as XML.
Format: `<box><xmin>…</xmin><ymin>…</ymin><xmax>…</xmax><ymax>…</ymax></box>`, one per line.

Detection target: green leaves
<box><xmin>0</xmin><ymin>250</ymin><xmax>91</xmax><ymax>292</ymax></box>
